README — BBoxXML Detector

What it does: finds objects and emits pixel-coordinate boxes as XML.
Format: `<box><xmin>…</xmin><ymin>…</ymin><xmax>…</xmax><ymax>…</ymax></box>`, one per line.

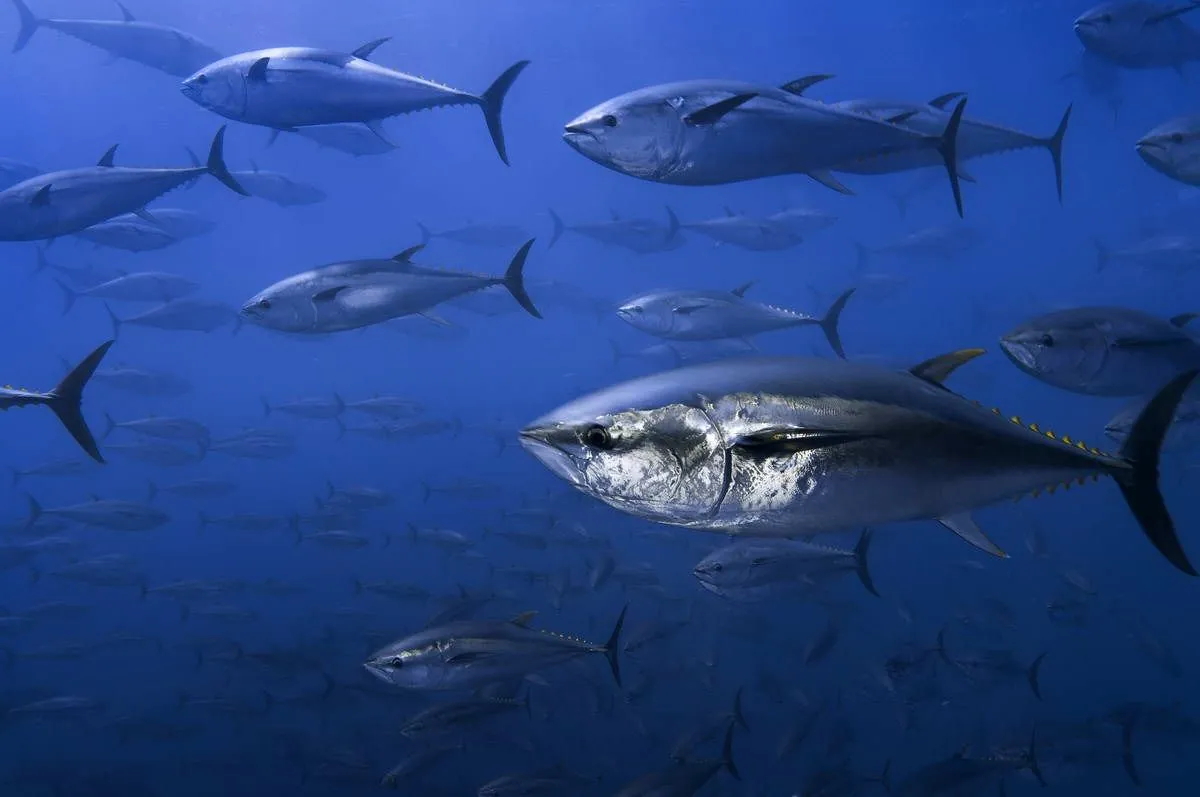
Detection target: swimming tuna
<box><xmin>1074</xmin><ymin>1</ymin><xmax>1200</xmax><ymax>70</ymax></box>
<box><xmin>107</xmin><ymin>300</ymin><xmax>239</xmax><ymax>336</ymax></box>
<box><xmin>417</xmin><ymin>221</ymin><xmax>531</xmax><ymax>249</ymax></box>
<box><xmin>548</xmin><ymin>208</ymin><xmax>682</xmax><ymax>253</ymax></box>
<box><xmin>692</xmin><ymin>530</ymin><xmax>878</xmax><ymax>601</ymax></box>
<box><xmin>679</xmin><ymin>208</ymin><xmax>803</xmax><ymax>251</ymax></box>
<box><xmin>1000</xmin><ymin>307</ymin><xmax>1200</xmax><ymax>395</ymax></box>
<box><xmin>181</xmin><ymin>42</ymin><xmax>529</xmax><ymax>164</ymax></box>
<box><xmin>617</xmin><ymin>285</ymin><xmax>855</xmax><ymax>357</ymax></box>
<box><xmin>0</xmin><ymin>341</ymin><xmax>112</xmax><ymax>462</ymax></box>
<box><xmin>10</xmin><ymin>0</ymin><xmax>221</xmax><ymax>77</ymax></box>
<box><xmin>1107</xmin><ymin>395</ymin><xmax>1200</xmax><ymax>451</ymax></box>
<box><xmin>830</xmin><ymin>94</ymin><xmax>1072</xmax><ymax>201</ymax></box>
<box><xmin>272</xmin><ymin>123</ymin><xmax>398</xmax><ymax>156</ymax></box>
<box><xmin>241</xmin><ymin>241</ymin><xmax>541</xmax><ymax>334</ymax></box>
<box><xmin>1137</xmin><ymin>114</ymin><xmax>1200</xmax><ymax>185</ymax></box>
<box><xmin>0</xmin><ymin>127</ymin><xmax>244</xmax><ymax>242</ymax></box>
<box><xmin>26</xmin><ymin>494</ymin><xmax>169</xmax><ymax>532</ymax></box>
<box><xmin>519</xmin><ymin>349</ymin><xmax>1199</xmax><ymax>574</ymax></box>
<box><xmin>363</xmin><ymin>607</ymin><xmax>626</xmax><ymax>690</ymax></box>
<box><xmin>228</xmin><ymin>164</ymin><xmax>325</xmax><ymax>206</ymax></box>
<box><xmin>562</xmin><ymin>79</ymin><xmax>969</xmax><ymax>215</ymax></box>
<box><xmin>58</xmin><ymin>272</ymin><xmax>199</xmax><ymax>313</ymax></box>
<box><xmin>74</xmin><ymin>217</ymin><xmax>179</xmax><ymax>252</ymax></box>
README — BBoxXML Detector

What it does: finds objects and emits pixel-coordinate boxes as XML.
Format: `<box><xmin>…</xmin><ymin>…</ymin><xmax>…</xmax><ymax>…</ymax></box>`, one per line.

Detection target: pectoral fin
<box><xmin>732</xmin><ymin>428</ymin><xmax>869</xmax><ymax>456</ymax></box>
<box><xmin>312</xmin><ymin>285</ymin><xmax>348</xmax><ymax>302</ymax></box>
<box><xmin>684</xmin><ymin>93</ymin><xmax>757</xmax><ymax>126</ymax></box>
<box><xmin>247</xmin><ymin>57</ymin><xmax>270</xmax><ymax>82</ymax></box>
<box><xmin>938</xmin><ymin>513</ymin><xmax>1008</xmax><ymax>558</ymax></box>
<box><xmin>807</xmin><ymin>171</ymin><xmax>854</xmax><ymax>195</ymax></box>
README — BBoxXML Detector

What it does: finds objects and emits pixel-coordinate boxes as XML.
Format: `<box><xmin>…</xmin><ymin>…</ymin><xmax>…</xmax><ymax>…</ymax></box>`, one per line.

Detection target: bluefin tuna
<box><xmin>10</xmin><ymin>0</ymin><xmax>221</xmax><ymax>77</ymax></box>
<box><xmin>417</xmin><ymin>221</ymin><xmax>530</xmax><ymax>249</ymax></box>
<box><xmin>1075</xmin><ymin>1</ymin><xmax>1200</xmax><ymax>70</ymax></box>
<box><xmin>107</xmin><ymin>299</ymin><xmax>239</xmax><ymax>336</ymax></box>
<box><xmin>274</xmin><ymin>123</ymin><xmax>398</xmax><ymax>156</ymax></box>
<box><xmin>830</xmin><ymin>94</ymin><xmax>1072</xmax><ymax>201</ymax></box>
<box><xmin>0</xmin><ymin>127</ymin><xmax>244</xmax><ymax>242</ymax></box>
<box><xmin>363</xmin><ymin>607</ymin><xmax>626</xmax><ymax>690</ymax></box>
<box><xmin>181</xmin><ymin>42</ymin><xmax>529</xmax><ymax>164</ymax></box>
<box><xmin>562</xmin><ymin>79</ymin><xmax>969</xmax><ymax>215</ymax></box>
<box><xmin>1000</xmin><ymin>307</ymin><xmax>1200</xmax><ymax>395</ymax></box>
<box><xmin>519</xmin><ymin>350</ymin><xmax>1200</xmax><ymax>574</ymax></box>
<box><xmin>680</xmin><ymin>208</ymin><xmax>803</xmax><ymax>251</ymax></box>
<box><xmin>548</xmin><ymin>208</ymin><xmax>683</xmax><ymax>253</ymax></box>
<box><xmin>617</xmin><ymin>284</ymin><xmax>855</xmax><ymax>357</ymax></box>
<box><xmin>241</xmin><ymin>241</ymin><xmax>541</xmax><ymax>334</ymax></box>
<box><xmin>692</xmin><ymin>530</ymin><xmax>878</xmax><ymax>601</ymax></box>
<box><xmin>58</xmin><ymin>272</ymin><xmax>199</xmax><ymax>313</ymax></box>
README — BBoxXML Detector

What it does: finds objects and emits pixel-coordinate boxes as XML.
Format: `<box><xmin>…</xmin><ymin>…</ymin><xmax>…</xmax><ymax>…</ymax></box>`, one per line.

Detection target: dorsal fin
<box><xmin>115</xmin><ymin>1</ymin><xmax>135</xmax><ymax>22</ymax></box>
<box><xmin>909</xmin><ymin>348</ymin><xmax>986</xmax><ymax>386</ymax></box>
<box><xmin>731</xmin><ymin>281</ymin><xmax>755</xmax><ymax>298</ymax></box>
<box><xmin>1170</xmin><ymin>312</ymin><xmax>1198</xmax><ymax>328</ymax></box>
<box><xmin>928</xmin><ymin>91</ymin><xmax>966</xmax><ymax>110</ymax></box>
<box><xmin>510</xmin><ymin>611</ymin><xmax>537</xmax><ymax>628</ymax></box>
<box><xmin>97</xmin><ymin>145</ymin><xmax>118</xmax><ymax>168</ymax></box>
<box><xmin>723</xmin><ymin>206</ymin><xmax>736</xmax><ymax>217</ymax></box>
<box><xmin>392</xmin><ymin>244</ymin><xmax>424</xmax><ymax>263</ymax></box>
<box><xmin>351</xmin><ymin>37</ymin><xmax>391</xmax><ymax>60</ymax></box>
<box><xmin>31</xmin><ymin>184</ymin><xmax>51</xmax><ymax>207</ymax></box>
<box><xmin>779</xmin><ymin>74</ymin><xmax>835</xmax><ymax>96</ymax></box>
<box><xmin>247</xmin><ymin>57</ymin><xmax>270</xmax><ymax>82</ymax></box>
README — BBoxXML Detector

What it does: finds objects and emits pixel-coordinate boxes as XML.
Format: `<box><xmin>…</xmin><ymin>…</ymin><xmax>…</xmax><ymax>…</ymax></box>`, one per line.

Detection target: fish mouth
<box><xmin>563</xmin><ymin>124</ymin><xmax>594</xmax><ymax>138</ymax></box>
<box><xmin>518</xmin><ymin>426</ymin><xmax>586</xmax><ymax>487</ymax></box>
<box><xmin>361</xmin><ymin>660</ymin><xmax>392</xmax><ymax>684</ymax></box>
<box><xmin>998</xmin><ymin>337</ymin><xmax>1036</xmax><ymax>370</ymax></box>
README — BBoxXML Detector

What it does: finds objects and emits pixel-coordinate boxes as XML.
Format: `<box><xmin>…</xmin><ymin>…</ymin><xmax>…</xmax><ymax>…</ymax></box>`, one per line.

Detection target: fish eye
<box><xmin>602</xmin><ymin>114</ymin><xmax>618</xmax><ymax>128</ymax></box>
<box><xmin>711</xmin><ymin>563</ymin><xmax>723</xmax><ymax>572</ymax></box>
<box><xmin>1040</xmin><ymin>333</ymin><xmax>1054</xmax><ymax>347</ymax></box>
<box><xmin>195</xmin><ymin>74</ymin><xmax>209</xmax><ymax>84</ymax></box>
<box><xmin>582</xmin><ymin>424</ymin><xmax>614</xmax><ymax>450</ymax></box>
<box><xmin>257</xmin><ymin>299</ymin><xmax>271</xmax><ymax>310</ymax></box>
<box><xmin>1098</xmin><ymin>13</ymin><xmax>1112</xmax><ymax>22</ymax></box>
<box><xmin>1171</xmin><ymin>133</ymin><xmax>1185</xmax><ymax>144</ymax></box>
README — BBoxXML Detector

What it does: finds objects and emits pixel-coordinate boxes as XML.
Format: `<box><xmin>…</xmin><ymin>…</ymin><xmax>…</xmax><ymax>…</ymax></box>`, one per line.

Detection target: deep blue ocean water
<box><xmin>0</xmin><ymin>1</ymin><xmax>1196</xmax><ymax>794</ymax></box>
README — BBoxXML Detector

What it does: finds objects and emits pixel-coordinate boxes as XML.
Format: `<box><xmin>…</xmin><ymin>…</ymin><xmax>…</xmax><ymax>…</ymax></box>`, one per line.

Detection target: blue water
<box><xmin>0</xmin><ymin>0</ymin><xmax>1197</xmax><ymax>794</ymax></box>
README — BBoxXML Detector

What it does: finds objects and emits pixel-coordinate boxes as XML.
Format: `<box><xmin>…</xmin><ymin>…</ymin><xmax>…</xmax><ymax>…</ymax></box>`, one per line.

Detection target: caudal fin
<box><xmin>416</xmin><ymin>222</ymin><xmax>432</xmax><ymax>247</ymax></box>
<box><xmin>501</xmin><ymin>239</ymin><xmax>541</xmax><ymax>318</ymax></box>
<box><xmin>478</xmin><ymin>60</ymin><xmax>530</xmax><ymax>166</ymax></box>
<box><xmin>205</xmin><ymin>127</ymin><xmax>248</xmax><ymax>196</ymax></box>
<box><xmin>853</xmin><ymin>528</ymin><xmax>880</xmax><ymax>597</ymax></box>
<box><xmin>937</xmin><ymin>98</ymin><xmax>968</xmax><ymax>218</ymax></box>
<box><xmin>603</xmin><ymin>604</ymin><xmax>628</xmax><ymax>687</ymax></box>
<box><xmin>547</xmin><ymin>209</ymin><xmax>565</xmax><ymax>248</ymax></box>
<box><xmin>54</xmin><ymin>278</ymin><xmax>79</xmax><ymax>315</ymax></box>
<box><xmin>1044</xmin><ymin>105</ymin><xmax>1071</xmax><ymax>203</ymax></box>
<box><xmin>1115</xmin><ymin>369</ymin><xmax>1200</xmax><ymax>575</ymax></box>
<box><xmin>816</xmin><ymin>288</ymin><xmax>855</xmax><ymax>359</ymax></box>
<box><xmin>10</xmin><ymin>0</ymin><xmax>39</xmax><ymax>53</ymax></box>
<box><xmin>47</xmin><ymin>340</ymin><xmax>114</xmax><ymax>463</ymax></box>
<box><xmin>1027</xmin><ymin>652</ymin><xmax>1047</xmax><ymax>701</ymax></box>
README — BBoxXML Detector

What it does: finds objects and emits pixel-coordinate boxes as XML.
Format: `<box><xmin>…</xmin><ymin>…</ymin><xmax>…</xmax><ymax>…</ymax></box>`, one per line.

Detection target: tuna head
<box><xmin>518</xmin><ymin>383</ymin><xmax>728</xmax><ymax>525</ymax></box>
<box><xmin>999</xmin><ymin>312</ymin><xmax>1111</xmax><ymax>393</ymax></box>
<box><xmin>616</xmin><ymin>292</ymin><xmax>680</xmax><ymax>336</ymax></box>
<box><xmin>1137</xmin><ymin>115</ymin><xmax>1200</xmax><ymax>184</ymax></box>
<box><xmin>182</xmin><ymin>56</ymin><xmax>248</xmax><ymax>119</ymax></box>
<box><xmin>562</xmin><ymin>88</ymin><xmax>690</xmax><ymax>180</ymax></box>
<box><xmin>240</xmin><ymin>278</ymin><xmax>319</xmax><ymax>333</ymax></box>
<box><xmin>1074</xmin><ymin>3</ymin><xmax>1146</xmax><ymax>53</ymax></box>
<box><xmin>692</xmin><ymin>543</ymin><xmax>760</xmax><ymax>593</ymax></box>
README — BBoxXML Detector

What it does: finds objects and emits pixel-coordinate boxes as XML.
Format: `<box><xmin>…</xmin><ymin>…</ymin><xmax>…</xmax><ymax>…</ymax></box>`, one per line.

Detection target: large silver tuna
<box><xmin>10</xmin><ymin>0</ymin><xmax>220</xmax><ymax>77</ymax></box>
<box><xmin>1075</xmin><ymin>1</ymin><xmax>1200</xmax><ymax>70</ymax></box>
<box><xmin>181</xmin><ymin>41</ymin><xmax>529</xmax><ymax>164</ymax></box>
<box><xmin>519</xmin><ymin>350</ymin><xmax>1199</xmax><ymax>574</ymax></box>
<box><xmin>363</xmin><ymin>607</ymin><xmax>626</xmax><ymax>690</ymax></box>
<box><xmin>829</xmin><ymin>94</ymin><xmax>1071</xmax><ymax>201</ymax></box>
<box><xmin>0</xmin><ymin>128</ymin><xmax>244</xmax><ymax>242</ymax></box>
<box><xmin>617</xmin><ymin>285</ymin><xmax>855</xmax><ymax>357</ymax></box>
<box><xmin>562</xmin><ymin>79</ymin><xmax>969</xmax><ymax>215</ymax></box>
<box><xmin>679</xmin><ymin>208</ymin><xmax>803</xmax><ymax>251</ymax></box>
<box><xmin>1000</xmin><ymin>307</ymin><xmax>1200</xmax><ymax>395</ymax></box>
<box><xmin>548</xmin><ymin>208</ymin><xmax>683</xmax><ymax>253</ymax></box>
<box><xmin>241</xmin><ymin>241</ymin><xmax>540</xmax><ymax>334</ymax></box>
